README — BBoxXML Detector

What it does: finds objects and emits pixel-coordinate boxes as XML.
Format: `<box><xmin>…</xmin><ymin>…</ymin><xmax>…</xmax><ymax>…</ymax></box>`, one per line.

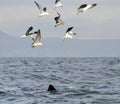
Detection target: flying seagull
<box><xmin>54</xmin><ymin>0</ymin><xmax>63</xmax><ymax>9</ymax></box>
<box><xmin>63</xmin><ymin>27</ymin><xmax>76</xmax><ymax>40</ymax></box>
<box><xmin>20</xmin><ymin>26</ymin><xmax>34</xmax><ymax>38</ymax></box>
<box><xmin>76</xmin><ymin>3</ymin><xmax>97</xmax><ymax>15</ymax></box>
<box><xmin>54</xmin><ymin>12</ymin><xmax>64</xmax><ymax>27</ymax></box>
<box><xmin>32</xmin><ymin>29</ymin><xmax>43</xmax><ymax>48</ymax></box>
<box><xmin>34</xmin><ymin>1</ymin><xmax>49</xmax><ymax>16</ymax></box>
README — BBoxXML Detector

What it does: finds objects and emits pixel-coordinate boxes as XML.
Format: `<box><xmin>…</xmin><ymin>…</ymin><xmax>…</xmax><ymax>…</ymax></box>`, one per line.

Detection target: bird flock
<box><xmin>20</xmin><ymin>0</ymin><xmax>97</xmax><ymax>48</ymax></box>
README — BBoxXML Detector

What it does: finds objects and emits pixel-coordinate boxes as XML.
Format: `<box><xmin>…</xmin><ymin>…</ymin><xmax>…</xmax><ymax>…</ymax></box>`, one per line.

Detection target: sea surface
<box><xmin>0</xmin><ymin>57</ymin><xmax>120</xmax><ymax>104</ymax></box>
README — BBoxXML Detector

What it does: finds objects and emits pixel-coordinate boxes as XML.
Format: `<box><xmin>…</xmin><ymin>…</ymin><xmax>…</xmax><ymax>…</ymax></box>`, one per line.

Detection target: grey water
<box><xmin>0</xmin><ymin>57</ymin><xmax>120</xmax><ymax>104</ymax></box>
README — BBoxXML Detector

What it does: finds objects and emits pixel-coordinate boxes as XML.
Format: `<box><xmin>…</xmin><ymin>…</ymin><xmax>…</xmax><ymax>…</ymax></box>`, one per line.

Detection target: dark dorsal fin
<box><xmin>48</xmin><ymin>84</ymin><xmax>56</xmax><ymax>91</ymax></box>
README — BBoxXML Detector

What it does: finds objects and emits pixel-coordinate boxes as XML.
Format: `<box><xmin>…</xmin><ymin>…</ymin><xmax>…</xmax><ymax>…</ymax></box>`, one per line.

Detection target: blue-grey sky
<box><xmin>0</xmin><ymin>0</ymin><xmax>120</xmax><ymax>57</ymax></box>
<box><xmin>0</xmin><ymin>0</ymin><xmax>120</xmax><ymax>39</ymax></box>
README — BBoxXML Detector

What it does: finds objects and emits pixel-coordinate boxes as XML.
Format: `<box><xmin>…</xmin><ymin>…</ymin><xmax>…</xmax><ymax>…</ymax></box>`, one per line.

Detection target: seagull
<box><xmin>54</xmin><ymin>12</ymin><xmax>64</xmax><ymax>27</ymax></box>
<box><xmin>20</xmin><ymin>26</ymin><xmax>34</xmax><ymax>38</ymax></box>
<box><xmin>54</xmin><ymin>0</ymin><xmax>63</xmax><ymax>9</ymax></box>
<box><xmin>32</xmin><ymin>29</ymin><xmax>43</xmax><ymax>48</ymax></box>
<box><xmin>34</xmin><ymin>1</ymin><xmax>49</xmax><ymax>17</ymax></box>
<box><xmin>63</xmin><ymin>27</ymin><xmax>76</xmax><ymax>40</ymax></box>
<box><xmin>76</xmin><ymin>3</ymin><xmax>97</xmax><ymax>15</ymax></box>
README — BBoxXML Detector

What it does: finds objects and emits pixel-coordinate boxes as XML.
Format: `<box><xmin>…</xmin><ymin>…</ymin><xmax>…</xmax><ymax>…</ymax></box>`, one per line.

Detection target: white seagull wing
<box><xmin>34</xmin><ymin>1</ymin><xmax>42</xmax><ymax>13</ymax></box>
<box><xmin>35</xmin><ymin>29</ymin><xmax>41</xmax><ymax>42</ymax></box>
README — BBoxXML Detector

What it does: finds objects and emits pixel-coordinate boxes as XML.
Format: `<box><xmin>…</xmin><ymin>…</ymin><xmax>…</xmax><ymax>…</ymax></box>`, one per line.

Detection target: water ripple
<box><xmin>0</xmin><ymin>57</ymin><xmax>120</xmax><ymax>104</ymax></box>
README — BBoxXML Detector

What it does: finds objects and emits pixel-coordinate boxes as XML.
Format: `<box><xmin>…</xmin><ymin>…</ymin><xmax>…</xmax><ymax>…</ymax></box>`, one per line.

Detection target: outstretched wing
<box><xmin>54</xmin><ymin>12</ymin><xmax>59</xmax><ymax>22</ymax></box>
<box><xmin>35</xmin><ymin>29</ymin><xmax>41</xmax><ymax>42</ymax></box>
<box><xmin>34</xmin><ymin>1</ymin><xmax>42</xmax><ymax>13</ymax></box>
<box><xmin>57</xmin><ymin>12</ymin><xmax>61</xmax><ymax>17</ymax></box>
<box><xmin>66</xmin><ymin>27</ymin><xmax>73</xmax><ymax>33</ymax></box>
<box><xmin>25</xmin><ymin>26</ymin><xmax>33</xmax><ymax>36</ymax></box>
<box><xmin>54</xmin><ymin>12</ymin><xmax>60</xmax><ymax>22</ymax></box>
<box><xmin>89</xmin><ymin>3</ymin><xmax>97</xmax><ymax>9</ymax></box>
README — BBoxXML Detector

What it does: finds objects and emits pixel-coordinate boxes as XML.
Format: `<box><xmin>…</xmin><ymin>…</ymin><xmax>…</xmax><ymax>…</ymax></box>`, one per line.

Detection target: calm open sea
<box><xmin>0</xmin><ymin>57</ymin><xmax>120</xmax><ymax>104</ymax></box>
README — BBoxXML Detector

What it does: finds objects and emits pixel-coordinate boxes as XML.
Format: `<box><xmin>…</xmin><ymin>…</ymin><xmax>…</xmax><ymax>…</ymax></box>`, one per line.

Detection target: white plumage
<box><xmin>54</xmin><ymin>12</ymin><xmax>64</xmax><ymax>27</ymax></box>
<box><xmin>34</xmin><ymin>1</ymin><xmax>49</xmax><ymax>17</ymax></box>
<box><xmin>76</xmin><ymin>3</ymin><xmax>97</xmax><ymax>15</ymax></box>
<box><xmin>54</xmin><ymin>0</ymin><xmax>63</xmax><ymax>9</ymax></box>
<box><xmin>63</xmin><ymin>27</ymin><xmax>76</xmax><ymax>40</ymax></box>
<box><xmin>32</xmin><ymin>29</ymin><xmax>43</xmax><ymax>48</ymax></box>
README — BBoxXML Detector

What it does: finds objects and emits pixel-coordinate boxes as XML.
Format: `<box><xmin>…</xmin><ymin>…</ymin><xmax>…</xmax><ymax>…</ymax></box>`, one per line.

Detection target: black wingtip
<box><xmin>92</xmin><ymin>3</ymin><xmax>97</xmax><ymax>7</ymax></box>
<box><xmin>34</xmin><ymin>31</ymin><xmax>37</xmax><ymax>34</ymax></box>
<box><xmin>28</xmin><ymin>26</ymin><xmax>33</xmax><ymax>29</ymax></box>
<box><xmin>34</xmin><ymin>1</ymin><xmax>37</xmax><ymax>4</ymax></box>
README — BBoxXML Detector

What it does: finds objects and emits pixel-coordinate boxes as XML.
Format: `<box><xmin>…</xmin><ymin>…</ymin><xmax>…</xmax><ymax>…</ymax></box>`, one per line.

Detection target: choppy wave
<box><xmin>0</xmin><ymin>57</ymin><xmax>120</xmax><ymax>104</ymax></box>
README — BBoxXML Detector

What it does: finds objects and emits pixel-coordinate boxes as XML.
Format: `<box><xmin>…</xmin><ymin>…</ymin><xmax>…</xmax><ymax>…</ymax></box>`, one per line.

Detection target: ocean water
<box><xmin>0</xmin><ymin>57</ymin><xmax>120</xmax><ymax>104</ymax></box>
